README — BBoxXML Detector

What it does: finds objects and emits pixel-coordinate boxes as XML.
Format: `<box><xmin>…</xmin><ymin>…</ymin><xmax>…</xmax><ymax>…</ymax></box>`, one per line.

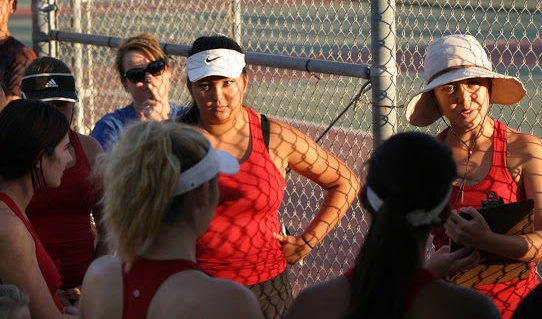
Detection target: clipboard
<box><xmin>448</xmin><ymin>198</ymin><xmax>534</xmax><ymax>286</ymax></box>
<box><xmin>450</xmin><ymin>198</ymin><xmax>534</xmax><ymax>264</ymax></box>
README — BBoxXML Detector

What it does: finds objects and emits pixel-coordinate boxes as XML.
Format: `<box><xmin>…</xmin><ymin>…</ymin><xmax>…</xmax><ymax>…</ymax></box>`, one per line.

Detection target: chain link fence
<box><xmin>42</xmin><ymin>0</ymin><xmax>541</xmax><ymax>295</ymax></box>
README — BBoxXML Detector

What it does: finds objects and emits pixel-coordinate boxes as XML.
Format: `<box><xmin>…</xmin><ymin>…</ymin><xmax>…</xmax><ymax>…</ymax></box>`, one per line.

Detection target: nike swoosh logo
<box><xmin>205</xmin><ymin>56</ymin><xmax>220</xmax><ymax>63</ymax></box>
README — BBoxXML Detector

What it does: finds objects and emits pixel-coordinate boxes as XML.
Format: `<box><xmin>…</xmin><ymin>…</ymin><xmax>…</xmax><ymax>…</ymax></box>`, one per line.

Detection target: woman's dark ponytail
<box><xmin>346</xmin><ymin>132</ymin><xmax>456</xmax><ymax>319</ymax></box>
<box><xmin>348</xmin><ymin>193</ymin><xmax>429</xmax><ymax>318</ymax></box>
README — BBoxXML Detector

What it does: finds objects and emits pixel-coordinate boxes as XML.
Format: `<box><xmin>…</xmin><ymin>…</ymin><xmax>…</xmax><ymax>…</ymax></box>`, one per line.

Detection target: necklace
<box><xmin>443</xmin><ymin>114</ymin><xmax>490</xmax><ymax>208</ymax></box>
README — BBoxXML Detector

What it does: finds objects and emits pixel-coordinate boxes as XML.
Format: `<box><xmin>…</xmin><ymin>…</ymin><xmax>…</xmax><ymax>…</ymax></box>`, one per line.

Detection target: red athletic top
<box><xmin>343</xmin><ymin>267</ymin><xmax>441</xmax><ymax>317</ymax></box>
<box><xmin>196</xmin><ymin>107</ymin><xmax>287</xmax><ymax>285</ymax></box>
<box><xmin>27</xmin><ymin>130</ymin><xmax>96</xmax><ymax>289</ymax></box>
<box><xmin>122</xmin><ymin>257</ymin><xmax>202</xmax><ymax>319</ymax></box>
<box><xmin>0</xmin><ymin>193</ymin><xmax>63</xmax><ymax>312</ymax></box>
<box><xmin>434</xmin><ymin>119</ymin><xmax>538</xmax><ymax>319</ymax></box>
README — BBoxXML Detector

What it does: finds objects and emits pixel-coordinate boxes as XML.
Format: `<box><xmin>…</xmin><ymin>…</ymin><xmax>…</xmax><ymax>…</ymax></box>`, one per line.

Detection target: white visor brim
<box><xmin>174</xmin><ymin>143</ymin><xmax>239</xmax><ymax>196</ymax></box>
<box><xmin>186</xmin><ymin>49</ymin><xmax>246</xmax><ymax>82</ymax></box>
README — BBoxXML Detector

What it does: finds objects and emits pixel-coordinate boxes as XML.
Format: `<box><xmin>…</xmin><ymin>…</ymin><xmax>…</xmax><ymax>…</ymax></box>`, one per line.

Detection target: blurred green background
<box><xmin>9</xmin><ymin>0</ymin><xmax>32</xmax><ymax>46</ymax></box>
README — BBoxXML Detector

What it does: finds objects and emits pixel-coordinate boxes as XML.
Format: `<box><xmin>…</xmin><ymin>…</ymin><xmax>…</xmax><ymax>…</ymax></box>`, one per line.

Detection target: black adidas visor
<box><xmin>21</xmin><ymin>73</ymin><xmax>79</xmax><ymax>102</ymax></box>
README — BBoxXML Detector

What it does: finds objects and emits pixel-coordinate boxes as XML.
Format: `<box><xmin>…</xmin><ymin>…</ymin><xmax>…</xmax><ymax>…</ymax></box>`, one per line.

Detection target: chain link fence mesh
<box><xmin>50</xmin><ymin>0</ymin><xmax>541</xmax><ymax>296</ymax></box>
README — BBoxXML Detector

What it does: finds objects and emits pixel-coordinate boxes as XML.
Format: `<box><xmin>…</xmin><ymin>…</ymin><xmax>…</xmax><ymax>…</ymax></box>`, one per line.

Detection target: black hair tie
<box><xmin>301</xmin><ymin>234</ymin><xmax>314</xmax><ymax>249</ymax></box>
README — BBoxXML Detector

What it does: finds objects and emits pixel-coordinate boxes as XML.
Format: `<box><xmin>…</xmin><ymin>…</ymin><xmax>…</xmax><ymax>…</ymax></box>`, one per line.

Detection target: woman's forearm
<box><xmin>302</xmin><ymin>178</ymin><xmax>360</xmax><ymax>246</ymax></box>
<box><xmin>477</xmin><ymin>230</ymin><xmax>542</xmax><ymax>262</ymax></box>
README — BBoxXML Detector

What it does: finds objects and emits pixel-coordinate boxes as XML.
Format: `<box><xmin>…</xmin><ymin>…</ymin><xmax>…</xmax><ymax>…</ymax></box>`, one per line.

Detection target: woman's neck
<box><xmin>198</xmin><ymin>106</ymin><xmax>247</xmax><ymax>138</ymax></box>
<box><xmin>0</xmin><ymin>176</ymin><xmax>34</xmax><ymax>214</ymax></box>
<box><xmin>0</xmin><ymin>24</ymin><xmax>10</xmax><ymax>43</ymax></box>
<box><xmin>447</xmin><ymin>117</ymin><xmax>494</xmax><ymax>151</ymax></box>
<box><xmin>139</xmin><ymin>222</ymin><xmax>198</xmax><ymax>262</ymax></box>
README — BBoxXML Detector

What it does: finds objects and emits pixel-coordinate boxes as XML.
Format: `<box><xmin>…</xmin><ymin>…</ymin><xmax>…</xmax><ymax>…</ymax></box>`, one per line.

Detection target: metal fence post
<box><xmin>32</xmin><ymin>0</ymin><xmax>57</xmax><ymax>57</ymax></box>
<box><xmin>370</xmin><ymin>0</ymin><xmax>397</xmax><ymax>147</ymax></box>
<box><xmin>32</xmin><ymin>0</ymin><xmax>47</xmax><ymax>55</ymax></box>
<box><xmin>72</xmin><ymin>0</ymin><xmax>84</xmax><ymax>133</ymax></box>
<box><xmin>231</xmin><ymin>0</ymin><xmax>242</xmax><ymax>46</ymax></box>
<box><xmin>85</xmin><ymin>0</ymin><xmax>95</xmax><ymax>129</ymax></box>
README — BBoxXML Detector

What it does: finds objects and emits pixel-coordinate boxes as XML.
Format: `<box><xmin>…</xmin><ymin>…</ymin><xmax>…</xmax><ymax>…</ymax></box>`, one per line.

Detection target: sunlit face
<box><xmin>188</xmin><ymin>74</ymin><xmax>248</xmax><ymax>124</ymax></box>
<box><xmin>433</xmin><ymin>78</ymin><xmax>491</xmax><ymax>132</ymax></box>
<box><xmin>121</xmin><ymin>50</ymin><xmax>171</xmax><ymax>113</ymax></box>
<box><xmin>40</xmin><ymin>134</ymin><xmax>72</xmax><ymax>188</ymax></box>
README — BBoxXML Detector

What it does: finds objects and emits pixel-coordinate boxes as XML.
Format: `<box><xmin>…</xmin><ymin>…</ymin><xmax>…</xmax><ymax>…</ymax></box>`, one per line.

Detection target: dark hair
<box><xmin>0</xmin><ymin>82</ymin><xmax>7</xmax><ymax>109</ymax></box>
<box><xmin>347</xmin><ymin>132</ymin><xmax>457</xmax><ymax>319</ymax></box>
<box><xmin>180</xmin><ymin>35</ymin><xmax>246</xmax><ymax>125</ymax></box>
<box><xmin>0</xmin><ymin>99</ymin><xmax>69</xmax><ymax>191</ymax></box>
<box><xmin>188</xmin><ymin>35</ymin><xmax>243</xmax><ymax>57</ymax></box>
<box><xmin>512</xmin><ymin>283</ymin><xmax>542</xmax><ymax>319</ymax></box>
<box><xmin>23</xmin><ymin>56</ymin><xmax>72</xmax><ymax>76</ymax></box>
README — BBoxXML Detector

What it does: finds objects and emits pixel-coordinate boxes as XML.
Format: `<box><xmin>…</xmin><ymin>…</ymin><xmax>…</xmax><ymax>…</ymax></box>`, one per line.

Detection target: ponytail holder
<box><xmin>365</xmin><ymin>186</ymin><xmax>452</xmax><ymax>227</ymax></box>
<box><xmin>301</xmin><ymin>234</ymin><xmax>314</xmax><ymax>249</ymax></box>
<box><xmin>366</xmin><ymin>186</ymin><xmax>384</xmax><ymax>211</ymax></box>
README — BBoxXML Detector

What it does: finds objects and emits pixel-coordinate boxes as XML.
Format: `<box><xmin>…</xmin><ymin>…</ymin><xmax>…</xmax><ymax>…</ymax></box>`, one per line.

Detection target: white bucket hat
<box><xmin>406</xmin><ymin>34</ymin><xmax>526</xmax><ymax>127</ymax></box>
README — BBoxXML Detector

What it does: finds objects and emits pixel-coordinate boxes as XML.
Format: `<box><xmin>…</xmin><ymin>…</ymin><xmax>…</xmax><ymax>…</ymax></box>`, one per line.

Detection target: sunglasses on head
<box><xmin>124</xmin><ymin>59</ymin><xmax>166</xmax><ymax>83</ymax></box>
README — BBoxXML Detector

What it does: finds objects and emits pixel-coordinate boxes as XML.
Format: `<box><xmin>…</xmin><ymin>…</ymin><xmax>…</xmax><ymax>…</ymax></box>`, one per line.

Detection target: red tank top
<box><xmin>343</xmin><ymin>267</ymin><xmax>441</xmax><ymax>317</ymax></box>
<box><xmin>434</xmin><ymin>119</ymin><xmax>537</xmax><ymax>319</ymax></box>
<box><xmin>122</xmin><ymin>257</ymin><xmax>202</xmax><ymax>319</ymax></box>
<box><xmin>434</xmin><ymin>120</ymin><xmax>525</xmax><ymax>248</ymax></box>
<box><xmin>26</xmin><ymin>130</ymin><xmax>96</xmax><ymax>289</ymax></box>
<box><xmin>0</xmin><ymin>193</ymin><xmax>63</xmax><ymax>312</ymax></box>
<box><xmin>196</xmin><ymin>107</ymin><xmax>287</xmax><ymax>285</ymax></box>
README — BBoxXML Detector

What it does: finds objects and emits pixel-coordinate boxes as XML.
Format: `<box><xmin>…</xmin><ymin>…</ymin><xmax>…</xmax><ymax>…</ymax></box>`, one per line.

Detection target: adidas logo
<box><xmin>45</xmin><ymin>79</ymin><xmax>59</xmax><ymax>88</ymax></box>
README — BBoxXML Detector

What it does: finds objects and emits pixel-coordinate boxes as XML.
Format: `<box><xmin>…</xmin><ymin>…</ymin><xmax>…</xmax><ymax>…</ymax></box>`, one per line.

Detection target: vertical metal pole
<box><xmin>32</xmin><ymin>0</ymin><xmax>56</xmax><ymax>57</ymax></box>
<box><xmin>32</xmin><ymin>0</ymin><xmax>48</xmax><ymax>56</ymax></box>
<box><xmin>86</xmin><ymin>0</ymin><xmax>95</xmax><ymax>132</ymax></box>
<box><xmin>370</xmin><ymin>0</ymin><xmax>397</xmax><ymax>147</ymax></box>
<box><xmin>231</xmin><ymin>0</ymin><xmax>242</xmax><ymax>46</ymax></box>
<box><xmin>72</xmin><ymin>0</ymin><xmax>84</xmax><ymax>132</ymax></box>
<box><xmin>47</xmin><ymin>0</ymin><xmax>56</xmax><ymax>57</ymax></box>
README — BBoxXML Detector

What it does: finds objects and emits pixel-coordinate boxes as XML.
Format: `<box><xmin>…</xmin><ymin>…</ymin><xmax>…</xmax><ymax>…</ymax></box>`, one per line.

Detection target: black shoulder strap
<box><xmin>260</xmin><ymin>113</ymin><xmax>270</xmax><ymax>152</ymax></box>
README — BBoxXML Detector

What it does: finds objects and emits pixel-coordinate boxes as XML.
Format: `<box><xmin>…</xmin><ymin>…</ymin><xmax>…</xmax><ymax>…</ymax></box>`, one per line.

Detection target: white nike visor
<box><xmin>186</xmin><ymin>49</ymin><xmax>246</xmax><ymax>82</ymax></box>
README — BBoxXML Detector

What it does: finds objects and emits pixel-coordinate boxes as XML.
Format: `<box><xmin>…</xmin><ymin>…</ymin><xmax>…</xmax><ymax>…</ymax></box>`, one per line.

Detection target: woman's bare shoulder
<box><xmin>79</xmin><ymin>255</ymin><xmax>123</xmax><ymax>319</ymax></box>
<box><xmin>507</xmin><ymin>128</ymin><xmax>542</xmax><ymax>152</ymax></box>
<box><xmin>408</xmin><ymin>279</ymin><xmax>501</xmax><ymax>319</ymax></box>
<box><xmin>153</xmin><ymin>273</ymin><xmax>264</xmax><ymax>319</ymax></box>
<box><xmin>506</xmin><ymin>128</ymin><xmax>542</xmax><ymax>176</ymax></box>
<box><xmin>0</xmin><ymin>206</ymin><xmax>37</xmax><ymax>289</ymax></box>
<box><xmin>81</xmin><ymin>255</ymin><xmax>122</xmax><ymax>290</ymax></box>
<box><xmin>0</xmin><ymin>206</ymin><xmax>28</xmax><ymax>246</ymax></box>
<box><xmin>284</xmin><ymin>275</ymin><xmax>351</xmax><ymax>319</ymax></box>
<box><xmin>76</xmin><ymin>133</ymin><xmax>104</xmax><ymax>167</ymax></box>
<box><xmin>266</xmin><ymin>116</ymin><xmax>322</xmax><ymax>157</ymax></box>
<box><xmin>267</xmin><ymin>117</ymin><xmax>303</xmax><ymax>141</ymax></box>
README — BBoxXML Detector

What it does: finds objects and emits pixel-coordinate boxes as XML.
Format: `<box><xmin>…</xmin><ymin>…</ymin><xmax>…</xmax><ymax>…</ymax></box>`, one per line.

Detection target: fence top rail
<box><xmin>48</xmin><ymin>30</ymin><xmax>371</xmax><ymax>79</ymax></box>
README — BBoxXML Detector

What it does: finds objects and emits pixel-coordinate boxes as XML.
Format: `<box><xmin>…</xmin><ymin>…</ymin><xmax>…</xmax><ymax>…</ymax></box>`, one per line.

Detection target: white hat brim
<box><xmin>186</xmin><ymin>49</ymin><xmax>246</xmax><ymax>83</ymax></box>
<box><xmin>174</xmin><ymin>145</ymin><xmax>239</xmax><ymax>196</ymax></box>
<box><xmin>406</xmin><ymin>67</ymin><xmax>526</xmax><ymax>127</ymax></box>
<box><xmin>215</xmin><ymin>149</ymin><xmax>240</xmax><ymax>175</ymax></box>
